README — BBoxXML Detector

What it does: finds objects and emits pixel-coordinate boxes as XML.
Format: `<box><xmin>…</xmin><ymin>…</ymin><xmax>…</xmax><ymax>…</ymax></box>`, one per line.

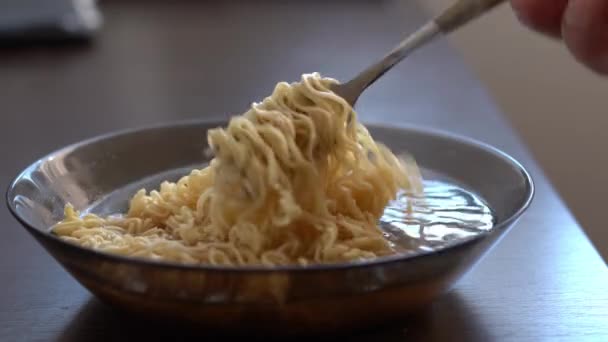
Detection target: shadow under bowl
<box><xmin>6</xmin><ymin>121</ymin><xmax>533</xmax><ymax>334</ymax></box>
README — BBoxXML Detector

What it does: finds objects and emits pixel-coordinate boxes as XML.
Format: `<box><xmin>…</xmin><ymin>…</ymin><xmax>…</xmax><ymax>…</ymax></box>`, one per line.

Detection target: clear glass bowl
<box><xmin>6</xmin><ymin>121</ymin><xmax>533</xmax><ymax>334</ymax></box>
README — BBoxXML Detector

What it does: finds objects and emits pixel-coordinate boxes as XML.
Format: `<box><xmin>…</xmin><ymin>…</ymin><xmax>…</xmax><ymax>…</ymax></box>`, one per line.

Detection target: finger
<box><xmin>562</xmin><ymin>0</ymin><xmax>608</xmax><ymax>74</ymax></box>
<box><xmin>511</xmin><ymin>0</ymin><xmax>569</xmax><ymax>37</ymax></box>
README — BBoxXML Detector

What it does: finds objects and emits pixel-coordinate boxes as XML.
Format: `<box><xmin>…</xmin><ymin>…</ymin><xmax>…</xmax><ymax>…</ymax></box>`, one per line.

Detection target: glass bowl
<box><xmin>6</xmin><ymin>121</ymin><xmax>533</xmax><ymax>334</ymax></box>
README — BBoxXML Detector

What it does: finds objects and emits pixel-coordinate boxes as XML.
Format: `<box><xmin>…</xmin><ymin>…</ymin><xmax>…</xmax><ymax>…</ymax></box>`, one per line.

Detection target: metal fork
<box><xmin>331</xmin><ymin>0</ymin><xmax>507</xmax><ymax>107</ymax></box>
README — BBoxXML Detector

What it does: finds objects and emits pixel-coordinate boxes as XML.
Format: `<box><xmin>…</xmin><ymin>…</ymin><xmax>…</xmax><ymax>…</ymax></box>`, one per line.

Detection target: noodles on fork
<box><xmin>52</xmin><ymin>73</ymin><xmax>422</xmax><ymax>266</ymax></box>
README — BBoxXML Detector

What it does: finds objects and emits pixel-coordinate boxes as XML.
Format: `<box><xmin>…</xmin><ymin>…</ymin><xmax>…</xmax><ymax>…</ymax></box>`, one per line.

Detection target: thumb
<box><xmin>562</xmin><ymin>0</ymin><xmax>608</xmax><ymax>74</ymax></box>
<box><xmin>511</xmin><ymin>0</ymin><xmax>568</xmax><ymax>37</ymax></box>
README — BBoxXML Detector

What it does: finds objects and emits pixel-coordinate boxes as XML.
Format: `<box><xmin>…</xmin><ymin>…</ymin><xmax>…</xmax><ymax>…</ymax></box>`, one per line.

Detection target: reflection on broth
<box><xmin>381</xmin><ymin>180</ymin><xmax>495</xmax><ymax>254</ymax></box>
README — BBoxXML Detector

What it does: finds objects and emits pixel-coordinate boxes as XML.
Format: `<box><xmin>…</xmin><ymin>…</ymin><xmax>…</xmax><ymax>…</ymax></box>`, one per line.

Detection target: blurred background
<box><xmin>1</xmin><ymin>0</ymin><xmax>606</xmax><ymax>260</ymax></box>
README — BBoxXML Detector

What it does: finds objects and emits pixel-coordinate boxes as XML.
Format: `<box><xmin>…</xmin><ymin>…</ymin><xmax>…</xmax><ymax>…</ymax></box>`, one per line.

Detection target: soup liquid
<box><xmin>381</xmin><ymin>180</ymin><xmax>495</xmax><ymax>255</ymax></box>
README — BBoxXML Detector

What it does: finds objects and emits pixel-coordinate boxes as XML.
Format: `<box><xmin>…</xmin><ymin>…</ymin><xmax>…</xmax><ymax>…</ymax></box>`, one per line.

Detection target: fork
<box><xmin>331</xmin><ymin>0</ymin><xmax>507</xmax><ymax>107</ymax></box>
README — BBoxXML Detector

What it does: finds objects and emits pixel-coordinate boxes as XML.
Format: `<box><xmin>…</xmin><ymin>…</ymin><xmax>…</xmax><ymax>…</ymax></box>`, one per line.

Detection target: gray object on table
<box><xmin>0</xmin><ymin>0</ymin><xmax>606</xmax><ymax>341</ymax></box>
<box><xmin>0</xmin><ymin>0</ymin><xmax>101</xmax><ymax>42</ymax></box>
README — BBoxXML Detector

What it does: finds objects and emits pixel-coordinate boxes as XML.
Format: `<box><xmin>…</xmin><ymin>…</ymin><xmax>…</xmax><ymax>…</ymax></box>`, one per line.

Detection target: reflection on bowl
<box><xmin>6</xmin><ymin>121</ymin><xmax>533</xmax><ymax>334</ymax></box>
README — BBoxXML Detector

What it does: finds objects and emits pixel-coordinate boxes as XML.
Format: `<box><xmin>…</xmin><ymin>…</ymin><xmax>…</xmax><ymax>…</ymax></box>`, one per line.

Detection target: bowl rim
<box><xmin>6</xmin><ymin>119</ymin><xmax>535</xmax><ymax>274</ymax></box>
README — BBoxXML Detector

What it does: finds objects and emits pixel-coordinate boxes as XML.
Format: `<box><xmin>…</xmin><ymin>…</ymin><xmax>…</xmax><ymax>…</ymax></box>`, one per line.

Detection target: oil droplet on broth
<box><xmin>381</xmin><ymin>180</ymin><xmax>495</xmax><ymax>255</ymax></box>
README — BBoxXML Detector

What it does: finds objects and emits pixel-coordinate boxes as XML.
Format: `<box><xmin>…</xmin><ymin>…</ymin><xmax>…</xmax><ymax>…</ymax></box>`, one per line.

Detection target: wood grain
<box><xmin>1</xmin><ymin>0</ymin><xmax>606</xmax><ymax>341</ymax></box>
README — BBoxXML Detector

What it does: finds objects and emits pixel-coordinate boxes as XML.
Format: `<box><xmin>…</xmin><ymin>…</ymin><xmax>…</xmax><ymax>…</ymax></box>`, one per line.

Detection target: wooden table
<box><xmin>1</xmin><ymin>1</ymin><xmax>606</xmax><ymax>340</ymax></box>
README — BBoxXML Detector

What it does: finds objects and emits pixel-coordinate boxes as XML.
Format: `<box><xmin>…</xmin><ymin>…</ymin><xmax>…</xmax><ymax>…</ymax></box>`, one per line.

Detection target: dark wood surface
<box><xmin>1</xmin><ymin>1</ymin><xmax>607</xmax><ymax>341</ymax></box>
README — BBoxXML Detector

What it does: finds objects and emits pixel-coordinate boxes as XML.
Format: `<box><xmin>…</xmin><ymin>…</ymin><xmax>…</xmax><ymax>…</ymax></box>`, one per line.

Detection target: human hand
<box><xmin>511</xmin><ymin>0</ymin><xmax>608</xmax><ymax>74</ymax></box>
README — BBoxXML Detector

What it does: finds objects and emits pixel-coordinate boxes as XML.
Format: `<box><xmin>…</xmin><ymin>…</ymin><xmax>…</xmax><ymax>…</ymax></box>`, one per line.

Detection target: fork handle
<box><xmin>435</xmin><ymin>0</ymin><xmax>507</xmax><ymax>32</ymax></box>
